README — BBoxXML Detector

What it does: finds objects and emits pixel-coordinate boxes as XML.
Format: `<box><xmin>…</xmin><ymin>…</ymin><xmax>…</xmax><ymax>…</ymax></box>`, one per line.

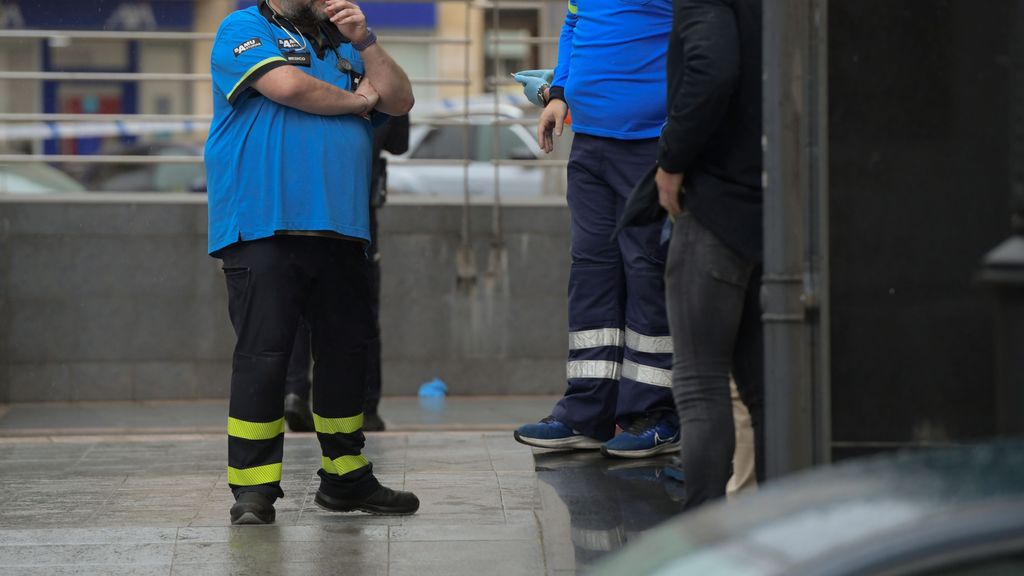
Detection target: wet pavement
<box><xmin>0</xmin><ymin>401</ymin><xmax>687</xmax><ymax>575</ymax></box>
<box><xmin>0</xmin><ymin>396</ymin><xmax>563</xmax><ymax>436</ymax></box>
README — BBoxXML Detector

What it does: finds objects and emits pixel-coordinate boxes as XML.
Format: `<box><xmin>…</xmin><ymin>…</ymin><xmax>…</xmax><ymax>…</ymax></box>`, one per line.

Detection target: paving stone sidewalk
<box><xmin>0</xmin><ymin>432</ymin><xmax>550</xmax><ymax>576</ymax></box>
<box><xmin>0</xmin><ymin>397</ymin><xmax>685</xmax><ymax>575</ymax></box>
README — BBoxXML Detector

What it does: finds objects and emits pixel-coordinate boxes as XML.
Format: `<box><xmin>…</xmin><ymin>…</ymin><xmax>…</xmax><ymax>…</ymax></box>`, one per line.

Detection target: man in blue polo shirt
<box><xmin>206</xmin><ymin>0</ymin><xmax>416</xmax><ymax>525</ymax></box>
<box><xmin>514</xmin><ymin>0</ymin><xmax>680</xmax><ymax>457</ymax></box>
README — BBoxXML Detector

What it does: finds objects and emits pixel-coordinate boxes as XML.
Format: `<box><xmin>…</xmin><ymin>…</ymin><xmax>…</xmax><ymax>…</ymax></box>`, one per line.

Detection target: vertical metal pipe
<box><xmin>490</xmin><ymin>0</ymin><xmax>504</xmax><ymax>248</ymax></box>
<box><xmin>457</xmin><ymin>0</ymin><xmax>477</xmax><ymax>289</ymax></box>
<box><xmin>810</xmin><ymin>0</ymin><xmax>832</xmax><ymax>466</ymax></box>
<box><xmin>762</xmin><ymin>0</ymin><xmax>830</xmax><ymax>478</ymax></box>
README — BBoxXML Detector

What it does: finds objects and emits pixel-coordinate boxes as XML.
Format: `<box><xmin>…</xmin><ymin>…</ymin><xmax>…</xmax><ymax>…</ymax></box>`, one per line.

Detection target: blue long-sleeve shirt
<box><xmin>551</xmin><ymin>0</ymin><xmax>673</xmax><ymax>140</ymax></box>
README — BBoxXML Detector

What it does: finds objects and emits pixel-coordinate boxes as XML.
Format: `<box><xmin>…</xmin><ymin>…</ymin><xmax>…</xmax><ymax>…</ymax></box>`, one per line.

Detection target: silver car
<box><xmin>385</xmin><ymin>105</ymin><xmax>552</xmax><ymax>199</ymax></box>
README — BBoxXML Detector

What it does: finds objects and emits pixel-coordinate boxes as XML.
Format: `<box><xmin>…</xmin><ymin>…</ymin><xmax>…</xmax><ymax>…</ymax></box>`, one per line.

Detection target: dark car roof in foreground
<box><xmin>592</xmin><ymin>440</ymin><xmax>1024</xmax><ymax>576</ymax></box>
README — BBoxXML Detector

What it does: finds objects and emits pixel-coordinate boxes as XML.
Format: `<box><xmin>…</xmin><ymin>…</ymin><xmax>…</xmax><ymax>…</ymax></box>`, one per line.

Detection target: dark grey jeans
<box><xmin>665</xmin><ymin>213</ymin><xmax>764</xmax><ymax>510</ymax></box>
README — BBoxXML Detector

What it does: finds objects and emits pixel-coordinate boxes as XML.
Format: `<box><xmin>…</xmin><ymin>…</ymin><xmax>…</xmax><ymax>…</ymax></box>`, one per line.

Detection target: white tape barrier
<box><xmin>0</xmin><ymin>120</ymin><xmax>207</xmax><ymax>142</ymax></box>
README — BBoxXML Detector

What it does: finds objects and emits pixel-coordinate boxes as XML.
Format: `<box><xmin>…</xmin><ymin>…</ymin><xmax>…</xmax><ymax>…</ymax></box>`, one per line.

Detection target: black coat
<box><xmin>658</xmin><ymin>0</ymin><xmax>763</xmax><ymax>262</ymax></box>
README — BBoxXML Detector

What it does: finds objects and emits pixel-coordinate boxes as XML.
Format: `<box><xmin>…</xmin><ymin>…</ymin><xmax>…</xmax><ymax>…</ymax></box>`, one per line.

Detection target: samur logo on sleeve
<box><xmin>233</xmin><ymin>38</ymin><xmax>263</xmax><ymax>57</ymax></box>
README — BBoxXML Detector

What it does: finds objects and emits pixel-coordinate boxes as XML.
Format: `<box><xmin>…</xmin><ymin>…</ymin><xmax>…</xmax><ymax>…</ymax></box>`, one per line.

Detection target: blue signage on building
<box><xmin>235</xmin><ymin>0</ymin><xmax>435</xmax><ymax>29</ymax></box>
<box><xmin>0</xmin><ymin>0</ymin><xmax>193</xmax><ymax>30</ymax></box>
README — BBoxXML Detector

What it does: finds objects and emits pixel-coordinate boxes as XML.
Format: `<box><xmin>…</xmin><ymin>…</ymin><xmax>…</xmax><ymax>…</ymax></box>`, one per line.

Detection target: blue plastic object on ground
<box><xmin>418</xmin><ymin>378</ymin><xmax>448</xmax><ymax>397</ymax></box>
<box><xmin>418</xmin><ymin>378</ymin><xmax>448</xmax><ymax>419</ymax></box>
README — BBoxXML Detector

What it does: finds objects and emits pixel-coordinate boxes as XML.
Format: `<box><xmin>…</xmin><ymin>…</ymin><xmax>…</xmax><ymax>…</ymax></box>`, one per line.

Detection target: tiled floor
<box><xmin>0</xmin><ymin>401</ymin><xmax>686</xmax><ymax>575</ymax></box>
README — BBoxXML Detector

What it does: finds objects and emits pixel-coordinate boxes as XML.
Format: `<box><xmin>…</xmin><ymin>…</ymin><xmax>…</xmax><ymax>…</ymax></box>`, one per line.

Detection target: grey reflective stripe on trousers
<box><xmin>621</xmin><ymin>359</ymin><xmax>673</xmax><ymax>388</ymax></box>
<box><xmin>571</xmin><ymin>525</ymin><xmax>627</xmax><ymax>552</ymax></box>
<box><xmin>568</xmin><ymin>328</ymin><xmax>625</xmax><ymax>350</ymax></box>
<box><xmin>567</xmin><ymin>360</ymin><xmax>622</xmax><ymax>380</ymax></box>
<box><xmin>624</xmin><ymin>328</ymin><xmax>674</xmax><ymax>354</ymax></box>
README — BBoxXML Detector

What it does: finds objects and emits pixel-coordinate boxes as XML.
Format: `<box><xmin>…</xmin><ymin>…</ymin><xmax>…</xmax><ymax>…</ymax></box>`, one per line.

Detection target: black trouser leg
<box><xmin>665</xmin><ymin>214</ymin><xmax>763</xmax><ymax>511</ymax></box>
<box><xmin>285</xmin><ymin>319</ymin><xmax>312</xmax><ymax>398</ymax></box>
<box><xmin>308</xmin><ymin>239</ymin><xmax>381</xmax><ymax>499</ymax></box>
<box><xmin>364</xmin><ymin>205</ymin><xmax>383</xmax><ymax>415</ymax></box>
<box><xmin>221</xmin><ymin>237</ymin><xmax>309</xmax><ymax>501</ymax></box>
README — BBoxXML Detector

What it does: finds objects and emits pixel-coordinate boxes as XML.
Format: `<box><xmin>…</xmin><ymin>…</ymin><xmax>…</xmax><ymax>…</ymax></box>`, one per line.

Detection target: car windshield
<box><xmin>0</xmin><ymin>163</ymin><xmax>85</xmax><ymax>194</ymax></box>
<box><xmin>410</xmin><ymin>124</ymin><xmax>534</xmax><ymax>161</ymax></box>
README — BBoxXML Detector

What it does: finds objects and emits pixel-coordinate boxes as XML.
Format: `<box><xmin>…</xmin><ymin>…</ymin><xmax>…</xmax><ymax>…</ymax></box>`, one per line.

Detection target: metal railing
<box><xmin>0</xmin><ymin>1</ymin><xmax>571</xmax><ymax>278</ymax></box>
<box><xmin>0</xmin><ymin>70</ymin><xmax>470</xmax><ymax>85</ymax></box>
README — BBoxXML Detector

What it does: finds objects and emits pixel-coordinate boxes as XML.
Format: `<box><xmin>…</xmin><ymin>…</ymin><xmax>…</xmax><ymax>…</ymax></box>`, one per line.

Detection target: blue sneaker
<box><xmin>514</xmin><ymin>416</ymin><xmax>603</xmax><ymax>450</ymax></box>
<box><xmin>600</xmin><ymin>414</ymin><xmax>680</xmax><ymax>459</ymax></box>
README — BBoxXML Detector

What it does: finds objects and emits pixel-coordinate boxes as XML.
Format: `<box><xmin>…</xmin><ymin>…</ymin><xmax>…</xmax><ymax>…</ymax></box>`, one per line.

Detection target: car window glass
<box><xmin>100</xmin><ymin>168</ymin><xmax>154</xmax><ymax>192</ymax></box>
<box><xmin>411</xmin><ymin>126</ymin><xmax>472</xmax><ymax>160</ymax></box>
<box><xmin>474</xmin><ymin>124</ymin><xmax>531</xmax><ymax>162</ymax></box>
<box><xmin>86</xmin><ymin>164</ymin><xmax>132</xmax><ymax>189</ymax></box>
<box><xmin>155</xmin><ymin>163</ymin><xmax>205</xmax><ymax>192</ymax></box>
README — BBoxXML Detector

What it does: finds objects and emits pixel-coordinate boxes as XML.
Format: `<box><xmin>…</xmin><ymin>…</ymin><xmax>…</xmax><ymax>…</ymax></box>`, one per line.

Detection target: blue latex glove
<box><xmin>512</xmin><ymin>69</ymin><xmax>554</xmax><ymax>108</ymax></box>
<box><xmin>418</xmin><ymin>377</ymin><xmax>448</xmax><ymax>397</ymax></box>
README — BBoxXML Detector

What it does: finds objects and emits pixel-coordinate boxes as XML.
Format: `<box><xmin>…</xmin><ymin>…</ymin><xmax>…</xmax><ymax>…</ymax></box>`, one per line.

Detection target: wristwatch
<box><xmin>537</xmin><ymin>83</ymin><xmax>550</xmax><ymax>106</ymax></box>
<box><xmin>352</xmin><ymin>28</ymin><xmax>377</xmax><ymax>51</ymax></box>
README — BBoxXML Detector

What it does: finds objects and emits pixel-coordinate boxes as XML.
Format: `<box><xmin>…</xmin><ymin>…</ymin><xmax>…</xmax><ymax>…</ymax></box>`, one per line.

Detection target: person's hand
<box><xmin>326</xmin><ymin>0</ymin><xmax>370</xmax><ymax>44</ymax></box>
<box><xmin>512</xmin><ymin>69</ymin><xmax>554</xmax><ymax>107</ymax></box>
<box><xmin>537</xmin><ymin>99</ymin><xmax>568</xmax><ymax>154</ymax></box>
<box><xmin>656</xmin><ymin>167</ymin><xmax>685</xmax><ymax>216</ymax></box>
<box><xmin>355</xmin><ymin>80</ymin><xmax>379</xmax><ymax>116</ymax></box>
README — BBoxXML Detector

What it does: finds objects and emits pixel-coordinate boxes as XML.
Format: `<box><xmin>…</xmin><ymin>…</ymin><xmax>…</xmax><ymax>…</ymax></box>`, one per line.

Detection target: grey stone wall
<box><xmin>0</xmin><ymin>195</ymin><xmax>570</xmax><ymax>402</ymax></box>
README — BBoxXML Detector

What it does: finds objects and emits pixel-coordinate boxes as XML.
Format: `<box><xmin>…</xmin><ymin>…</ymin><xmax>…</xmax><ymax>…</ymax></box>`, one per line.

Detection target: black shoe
<box><xmin>314</xmin><ymin>485</ymin><xmax>419</xmax><ymax>516</ymax></box>
<box><xmin>230</xmin><ymin>492</ymin><xmax>276</xmax><ymax>525</ymax></box>
<box><xmin>363</xmin><ymin>412</ymin><xmax>386</xmax><ymax>432</ymax></box>
<box><xmin>284</xmin><ymin>393</ymin><xmax>314</xmax><ymax>432</ymax></box>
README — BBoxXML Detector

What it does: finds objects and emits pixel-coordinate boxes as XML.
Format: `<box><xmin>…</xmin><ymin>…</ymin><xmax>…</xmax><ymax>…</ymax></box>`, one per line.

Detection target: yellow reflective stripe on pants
<box><xmin>321</xmin><ymin>455</ymin><xmax>369</xmax><ymax>476</ymax></box>
<box><xmin>313</xmin><ymin>413</ymin><xmax>364</xmax><ymax>435</ymax></box>
<box><xmin>227</xmin><ymin>417</ymin><xmax>285</xmax><ymax>441</ymax></box>
<box><xmin>227</xmin><ymin>463</ymin><xmax>282</xmax><ymax>486</ymax></box>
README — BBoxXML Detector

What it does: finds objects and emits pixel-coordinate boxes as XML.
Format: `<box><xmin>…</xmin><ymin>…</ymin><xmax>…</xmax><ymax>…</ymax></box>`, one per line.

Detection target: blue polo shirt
<box><xmin>552</xmin><ymin>0</ymin><xmax>672</xmax><ymax>140</ymax></box>
<box><xmin>205</xmin><ymin>4</ymin><xmax>374</xmax><ymax>255</ymax></box>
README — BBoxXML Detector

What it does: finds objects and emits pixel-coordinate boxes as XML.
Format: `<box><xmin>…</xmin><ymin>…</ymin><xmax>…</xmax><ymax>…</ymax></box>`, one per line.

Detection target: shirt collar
<box><xmin>258</xmin><ymin>0</ymin><xmax>349</xmax><ymax>56</ymax></box>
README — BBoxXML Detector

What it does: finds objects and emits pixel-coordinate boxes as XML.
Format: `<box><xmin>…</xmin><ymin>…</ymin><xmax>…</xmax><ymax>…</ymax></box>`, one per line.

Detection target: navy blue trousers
<box><xmin>550</xmin><ymin>134</ymin><xmax>678</xmax><ymax>441</ymax></box>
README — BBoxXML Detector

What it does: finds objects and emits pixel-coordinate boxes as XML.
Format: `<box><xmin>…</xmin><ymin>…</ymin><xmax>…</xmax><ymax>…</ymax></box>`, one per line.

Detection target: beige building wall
<box><xmin>192</xmin><ymin>0</ymin><xmax>236</xmax><ymax>117</ymax></box>
<box><xmin>437</xmin><ymin>2</ymin><xmax>483</xmax><ymax>99</ymax></box>
<box><xmin>0</xmin><ymin>38</ymin><xmax>40</xmax><ymax>153</ymax></box>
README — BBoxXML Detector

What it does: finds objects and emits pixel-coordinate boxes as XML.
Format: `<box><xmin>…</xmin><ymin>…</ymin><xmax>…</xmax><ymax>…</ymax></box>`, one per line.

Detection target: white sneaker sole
<box><xmin>514</xmin><ymin>431</ymin><xmax>603</xmax><ymax>450</ymax></box>
<box><xmin>601</xmin><ymin>441</ymin><xmax>681</xmax><ymax>459</ymax></box>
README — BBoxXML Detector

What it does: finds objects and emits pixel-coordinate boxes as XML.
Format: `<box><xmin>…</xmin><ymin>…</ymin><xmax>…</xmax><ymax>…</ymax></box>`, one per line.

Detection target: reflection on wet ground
<box><xmin>534</xmin><ymin>451</ymin><xmax>686</xmax><ymax>573</ymax></box>
<box><xmin>0</xmin><ymin>426</ymin><xmax>686</xmax><ymax>574</ymax></box>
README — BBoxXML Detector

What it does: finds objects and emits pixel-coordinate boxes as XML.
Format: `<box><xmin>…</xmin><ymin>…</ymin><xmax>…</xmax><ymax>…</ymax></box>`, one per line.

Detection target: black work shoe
<box><xmin>363</xmin><ymin>412</ymin><xmax>386</xmax><ymax>432</ymax></box>
<box><xmin>230</xmin><ymin>492</ymin><xmax>276</xmax><ymax>525</ymax></box>
<box><xmin>284</xmin><ymin>393</ymin><xmax>315</xmax><ymax>432</ymax></box>
<box><xmin>314</xmin><ymin>485</ymin><xmax>419</xmax><ymax>516</ymax></box>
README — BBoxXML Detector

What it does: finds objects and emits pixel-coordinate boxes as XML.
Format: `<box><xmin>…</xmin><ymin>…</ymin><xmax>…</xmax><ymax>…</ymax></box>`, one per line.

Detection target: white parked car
<box><xmin>0</xmin><ymin>163</ymin><xmax>85</xmax><ymax>194</ymax></box>
<box><xmin>385</xmin><ymin>104</ymin><xmax>550</xmax><ymax>199</ymax></box>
